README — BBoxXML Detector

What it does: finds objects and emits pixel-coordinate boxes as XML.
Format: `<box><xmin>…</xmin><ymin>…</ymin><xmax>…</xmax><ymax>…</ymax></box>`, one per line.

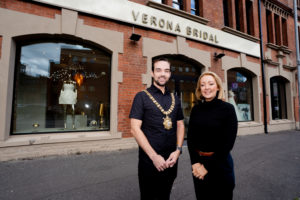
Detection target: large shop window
<box><xmin>12</xmin><ymin>40</ymin><xmax>111</xmax><ymax>134</ymax></box>
<box><xmin>163</xmin><ymin>55</ymin><xmax>202</xmax><ymax>136</ymax></box>
<box><xmin>227</xmin><ymin>69</ymin><xmax>254</xmax><ymax>122</ymax></box>
<box><xmin>270</xmin><ymin>77</ymin><xmax>287</xmax><ymax>120</ymax></box>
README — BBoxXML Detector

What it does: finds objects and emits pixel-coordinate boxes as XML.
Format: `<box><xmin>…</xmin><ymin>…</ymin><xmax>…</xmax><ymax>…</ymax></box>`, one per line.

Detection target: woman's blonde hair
<box><xmin>195</xmin><ymin>71</ymin><xmax>225</xmax><ymax>101</ymax></box>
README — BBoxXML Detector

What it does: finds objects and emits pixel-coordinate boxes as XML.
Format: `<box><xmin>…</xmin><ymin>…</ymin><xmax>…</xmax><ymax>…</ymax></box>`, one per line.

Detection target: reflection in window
<box><xmin>152</xmin><ymin>0</ymin><xmax>163</xmax><ymax>3</ymax></box>
<box><xmin>12</xmin><ymin>41</ymin><xmax>111</xmax><ymax>134</ymax></box>
<box><xmin>164</xmin><ymin>56</ymin><xmax>202</xmax><ymax>137</ymax></box>
<box><xmin>227</xmin><ymin>69</ymin><xmax>253</xmax><ymax>121</ymax></box>
<box><xmin>191</xmin><ymin>0</ymin><xmax>199</xmax><ymax>15</ymax></box>
<box><xmin>173</xmin><ymin>0</ymin><xmax>183</xmax><ymax>10</ymax></box>
<box><xmin>270</xmin><ymin>77</ymin><xmax>287</xmax><ymax>120</ymax></box>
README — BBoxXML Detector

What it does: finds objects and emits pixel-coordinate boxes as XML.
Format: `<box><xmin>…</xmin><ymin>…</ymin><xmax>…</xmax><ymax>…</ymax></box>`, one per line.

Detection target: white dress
<box><xmin>228</xmin><ymin>90</ymin><xmax>242</xmax><ymax>121</ymax></box>
<box><xmin>59</xmin><ymin>83</ymin><xmax>77</xmax><ymax>105</ymax></box>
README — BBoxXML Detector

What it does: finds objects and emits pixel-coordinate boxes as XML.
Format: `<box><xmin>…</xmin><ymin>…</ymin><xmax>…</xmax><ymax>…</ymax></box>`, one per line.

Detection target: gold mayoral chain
<box><xmin>144</xmin><ymin>90</ymin><xmax>175</xmax><ymax>130</ymax></box>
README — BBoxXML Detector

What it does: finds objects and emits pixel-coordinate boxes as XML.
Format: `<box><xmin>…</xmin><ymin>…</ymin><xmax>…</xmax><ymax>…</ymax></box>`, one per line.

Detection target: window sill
<box><xmin>147</xmin><ymin>1</ymin><xmax>209</xmax><ymax>25</ymax></box>
<box><xmin>263</xmin><ymin>58</ymin><xmax>279</xmax><ymax>66</ymax></box>
<box><xmin>283</xmin><ymin>64</ymin><xmax>297</xmax><ymax>71</ymax></box>
<box><xmin>269</xmin><ymin>119</ymin><xmax>294</xmax><ymax>125</ymax></box>
<box><xmin>266</xmin><ymin>43</ymin><xmax>291</xmax><ymax>54</ymax></box>
<box><xmin>238</xmin><ymin>121</ymin><xmax>263</xmax><ymax>128</ymax></box>
<box><xmin>0</xmin><ymin>131</ymin><xmax>122</xmax><ymax>148</ymax></box>
<box><xmin>221</xmin><ymin>26</ymin><xmax>260</xmax><ymax>43</ymax></box>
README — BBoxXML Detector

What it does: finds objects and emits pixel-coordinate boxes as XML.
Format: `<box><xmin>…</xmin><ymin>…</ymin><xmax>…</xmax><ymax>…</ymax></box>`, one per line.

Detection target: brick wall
<box><xmin>0</xmin><ymin>0</ymin><xmax>298</xmax><ymax>140</ymax></box>
<box><xmin>0</xmin><ymin>0</ymin><xmax>61</xmax><ymax>18</ymax></box>
<box><xmin>79</xmin><ymin>14</ymin><xmax>178</xmax><ymax>137</ymax></box>
<box><xmin>0</xmin><ymin>35</ymin><xmax>2</xmax><ymax>59</ymax></box>
<box><xmin>203</xmin><ymin>0</ymin><xmax>225</xmax><ymax>29</ymax></box>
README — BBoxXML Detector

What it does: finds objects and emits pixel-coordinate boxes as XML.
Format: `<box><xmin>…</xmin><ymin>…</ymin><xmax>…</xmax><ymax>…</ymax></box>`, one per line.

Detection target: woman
<box><xmin>187</xmin><ymin>71</ymin><xmax>238</xmax><ymax>200</ymax></box>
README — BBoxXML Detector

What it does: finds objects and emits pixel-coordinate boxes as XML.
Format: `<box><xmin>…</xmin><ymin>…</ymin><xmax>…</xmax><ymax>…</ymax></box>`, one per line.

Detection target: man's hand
<box><xmin>151</xmin><ymin>154</ymin><xmax>168</xmax><ymax>172</ymax></box>
<box><xmin>192</xmin><ymin>163</ymin><xmax>208</xmax><ymax>180</ymax></box>
<box><xmin>166</xmin><ymin>150</ymin><xmax>180</xmax><ymax>168</ymax></box>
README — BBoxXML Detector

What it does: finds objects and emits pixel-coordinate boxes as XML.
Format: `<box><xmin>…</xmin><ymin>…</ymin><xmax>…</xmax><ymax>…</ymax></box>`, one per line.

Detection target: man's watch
<box><xmin>176</xmin><ymin>146</ymin><xmax>182</xmax><ymax>154</ymax></box>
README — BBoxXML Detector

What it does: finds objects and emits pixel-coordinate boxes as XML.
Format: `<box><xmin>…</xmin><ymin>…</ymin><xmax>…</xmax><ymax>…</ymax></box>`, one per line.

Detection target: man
<box><xmin>129</xmin><ymin>57</ymin><xmax>185</xmax><ymax>200</ymax></box>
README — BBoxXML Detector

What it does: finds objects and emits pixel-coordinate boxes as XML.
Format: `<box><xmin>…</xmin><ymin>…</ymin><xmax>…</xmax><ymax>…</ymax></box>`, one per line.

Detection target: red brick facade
<box><xmin>0</xmin><ymin>35</ymin><xmax>2</xmax><ymax>59</ymax></box>
<box><xmin>0</xmin><ymin>0</ymin><xmax>298</xmax><ymax>139</ymax></box>
<box><xmin>0</xmin><ymin>0</ymin><xmax>61</xmax><ymax>18</ymax></box>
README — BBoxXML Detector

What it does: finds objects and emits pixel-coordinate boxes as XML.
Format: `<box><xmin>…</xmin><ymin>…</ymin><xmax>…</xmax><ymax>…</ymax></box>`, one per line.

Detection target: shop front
<box><xmin>0</xmin><ymin>0</ymin><xmax>298</xmax><ymax>161</ymax></box>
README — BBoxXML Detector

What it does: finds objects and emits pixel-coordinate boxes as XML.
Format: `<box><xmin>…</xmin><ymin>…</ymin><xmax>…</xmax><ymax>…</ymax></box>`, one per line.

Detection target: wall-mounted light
<box><xmin>130</xmin><ymin>26</ymin><xmax>141</xmax><ymax>42</ymax></box>
<box><xmin>214</xmin><ymin>52</ymin><xmax>225</xmax><ymax>60</ymax></box>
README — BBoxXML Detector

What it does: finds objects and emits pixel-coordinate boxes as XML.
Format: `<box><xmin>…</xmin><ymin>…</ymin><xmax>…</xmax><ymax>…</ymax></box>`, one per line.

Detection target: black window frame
<box><xmin>172</xmin><ymin>0</ymin><xmax>184</xmax><ymax>10</ymax></box>
<box><xmin>11</xmin><ymin>36</ymin><xmax>112</xmax><ymax>135</ymax></box>
<box><xmin>270</xmin><ymin>77</ymin><xmax>288</xmax><ymax>120</ymax></box>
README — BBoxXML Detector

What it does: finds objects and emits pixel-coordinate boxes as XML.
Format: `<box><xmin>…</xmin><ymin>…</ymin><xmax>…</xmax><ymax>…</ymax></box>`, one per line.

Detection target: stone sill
<box><xmin>263</xmin><ymin>59</ymin><xmax>279</xmax><ymax>66</ymax></box>
<box><xmin>238</xmin><ymin>121</ymin><xmax>263</xmax><ymax>128</ymax></box>
<box><xmin>283</xmin><ymin>64</ymin><xmax>297</xmax><ymax>70</ymax></box>
<box><xmin>147</xmin><ymin>0</ymin><xmax>209</xmax><ymax>25</ymax></box>
<box><xmin>0</xmin><ymin>131</ymin><xmax>122</xmax><ymax>148</ymax></box>
<box><xmin>266</xmin><ymin>43</ymin><xmax>291</xmax><ymax>54</ymax></box>
<box><xmin>269</xmin><ymin>119</ymin><xmax>294</xmax><ymax>125</ymax></box>
<box><xmin>222</xmin><ymin>26</ymin><xmax>260</xmax><ymax>42</ymax></box>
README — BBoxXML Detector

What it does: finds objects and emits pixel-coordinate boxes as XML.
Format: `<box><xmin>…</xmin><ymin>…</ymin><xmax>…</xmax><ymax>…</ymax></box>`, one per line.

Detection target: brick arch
<box><xmin>152</xmin><ymin>54</ymin><xmax>205</xmax><ymax>70</ymax></box>
<box><xmin>0</xmin><ymin>8</ymin><xmax>124</xmax><ymax>139</ymax></box>
<box><xmin>13</xmin><ymin>33</ymin><xmax>114</xmax><ymax>55</ymax></box>
<box><xmin>142</xmin><ymin>36</ymin><xmax>211</xmax><ymax>86</ymax></box>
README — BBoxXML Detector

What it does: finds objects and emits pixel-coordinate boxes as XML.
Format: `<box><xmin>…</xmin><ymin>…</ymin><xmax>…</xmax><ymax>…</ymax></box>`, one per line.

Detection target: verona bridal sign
<box><xmin>33</xmin><ymin>0</ymin><xmax>260</xmax><ymax>57</ymax></box>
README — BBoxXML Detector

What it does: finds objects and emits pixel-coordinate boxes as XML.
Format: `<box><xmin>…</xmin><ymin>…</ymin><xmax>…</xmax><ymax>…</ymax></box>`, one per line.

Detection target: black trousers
<box><xmin>192</xmin><ymin>154</ymin><xmax>235</xmax><ymax>200</ymax></box>
<box><xmin>138</xmin><ymin>161</ymin><xmax>178</xmax><ymax>200</ymax></box>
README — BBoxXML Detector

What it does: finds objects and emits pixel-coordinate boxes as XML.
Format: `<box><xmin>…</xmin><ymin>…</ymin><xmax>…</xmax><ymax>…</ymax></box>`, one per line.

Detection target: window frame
<box><xmin>11</xmin><ymin>37</ymin><xmax>112</xmax><ymax>135</ymax></box>
<box><xmin>274</xmin><ymin>14</ymin><xmax>281</xmax><ymax>45</ymax></box>
<box><xmin>266</xmin><ymin>9</ymin><xmax>274</xmax><ymax>43</ymax></box>
<box><xmin>282</xmin><ymin>17</ymin><xmax>288</xmax><ymax>47</ymax></box>
<box><xmin>190</xmin><ymin>0</ymin><xmax>199</xmax><ymax>15</ymax></box>
<box><xmin>246</xmin><ymin>0</ymin><xmax>254</xmax><ymax>36</ymax></box>
<box><xmin>270</xmin><ymin>77</ymin><xmax>288</xmax><ymax>120</ymax></box>
<box><xmin>223</xmin><ymin>0</ymin><xmax>230</xmax><ymax>27</ymax></box>
<box><xmin>227</xmin><ymin>69</ymin><xmax>254</xmax><ymax>122</ymax></box>
<box><xmin>172</xmin><ymin>0</ymin><xmax>184</xmax><ymax>10</ymax></box>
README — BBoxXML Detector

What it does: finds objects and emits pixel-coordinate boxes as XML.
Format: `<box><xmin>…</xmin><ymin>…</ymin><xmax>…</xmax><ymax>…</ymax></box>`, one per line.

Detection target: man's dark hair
<box><xmin>152</xmin><ymin>57</ymin><xmax>171</xmax><ymax>71</ymax></box>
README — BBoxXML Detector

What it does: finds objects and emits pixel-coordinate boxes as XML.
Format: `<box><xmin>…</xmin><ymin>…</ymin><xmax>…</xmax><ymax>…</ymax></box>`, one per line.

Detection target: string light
<box><xmin>49</xmin><ymin>62</ymin><xmax>99</xmax><ymax>83</ymax></box>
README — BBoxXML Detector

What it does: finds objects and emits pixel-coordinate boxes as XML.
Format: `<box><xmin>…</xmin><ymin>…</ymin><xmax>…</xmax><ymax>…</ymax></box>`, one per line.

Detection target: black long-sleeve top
<box><xmin>187</xmin><ymin>97</ymin><xmax>238</xmax><ymax>165</ymax></box>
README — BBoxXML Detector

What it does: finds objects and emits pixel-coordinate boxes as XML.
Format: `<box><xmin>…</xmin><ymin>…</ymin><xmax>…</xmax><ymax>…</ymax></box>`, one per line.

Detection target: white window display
<box><xmin>12</xmin><ymin>40</ymin><xmax>111</xmax><ymax>134</ymax></box>
<box><xmin>227</xmin><ymin>69</ymin><xmax>253</xmax><ymax>122</ymax></box>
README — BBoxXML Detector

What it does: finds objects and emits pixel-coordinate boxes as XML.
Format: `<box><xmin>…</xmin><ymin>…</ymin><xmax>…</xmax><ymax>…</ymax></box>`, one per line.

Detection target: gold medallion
<box><xmin>144</xmin><ymin>90</ymin><xmax>175</xmax><ymax>130</ymax></box>
<box><xmin>163</xmin><ymin>115</ymin><xmax>172</xmax><ymax>130</ymax></box>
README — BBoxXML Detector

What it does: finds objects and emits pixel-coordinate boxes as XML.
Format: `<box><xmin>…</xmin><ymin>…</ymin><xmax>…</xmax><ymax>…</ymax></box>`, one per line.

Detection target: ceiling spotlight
<box><xmin>129</xmin><ymin>33</ymin><xmax>141</xmax><ymax>41</ymax></box>
<box><xmin>130</xmin><ymin>26</ymin><xmax>141</xmax><ymax>42</ymax></box>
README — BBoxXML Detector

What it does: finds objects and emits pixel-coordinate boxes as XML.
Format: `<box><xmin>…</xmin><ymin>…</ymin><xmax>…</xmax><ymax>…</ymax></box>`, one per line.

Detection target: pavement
<box><xmin>0</xmin><ymin>130</ymin><xmax>299</xmax><ymax>200</ymax></box>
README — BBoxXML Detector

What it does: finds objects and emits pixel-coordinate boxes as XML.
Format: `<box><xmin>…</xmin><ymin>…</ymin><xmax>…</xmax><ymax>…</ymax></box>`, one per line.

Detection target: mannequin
<box><xmin>228</xmin><ymin>90</ymin><xmax>242</xmax><ymax>121</ymax></box>
<box><xmin>59</xmin><ymin>79</ymin><xmax>77</xmax><ymax>129</ymax></box>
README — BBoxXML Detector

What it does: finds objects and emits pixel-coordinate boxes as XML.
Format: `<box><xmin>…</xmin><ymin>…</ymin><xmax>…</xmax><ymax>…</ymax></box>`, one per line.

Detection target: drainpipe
<box><xmin>294</xmin><ymin>0</ymin><xmax>300</xmax><ymax>130</ymax></box>
<box><xmin>258</xmin><ymin>0</ymin><xmax>268</xmax><ymax>133</ymax></box>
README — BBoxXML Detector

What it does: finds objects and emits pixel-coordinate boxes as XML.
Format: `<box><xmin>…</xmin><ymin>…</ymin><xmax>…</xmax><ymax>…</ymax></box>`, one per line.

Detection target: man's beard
<box><xmin>154</xmin><ymin>77</ymin><xmax>169</xmax><ymax>87</ymax></box>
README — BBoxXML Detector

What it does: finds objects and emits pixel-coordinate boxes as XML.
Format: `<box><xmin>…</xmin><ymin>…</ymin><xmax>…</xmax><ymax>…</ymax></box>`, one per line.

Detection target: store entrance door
<box><xmin>164</xmin><ymin>55</ymin><xmax>202</xmax><ymax>137</ymax></box>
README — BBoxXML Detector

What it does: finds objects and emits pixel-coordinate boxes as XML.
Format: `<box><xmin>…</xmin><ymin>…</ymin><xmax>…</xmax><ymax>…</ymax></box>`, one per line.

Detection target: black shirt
<box><xmin>187</xmin><ymin>97</ymin><xmax>238</xmax><ymax>165</ymax></box>
<box><xmin>129</xmin><ymin>85</ymin><xmax>184</xmax><ymax>164</ymax></box>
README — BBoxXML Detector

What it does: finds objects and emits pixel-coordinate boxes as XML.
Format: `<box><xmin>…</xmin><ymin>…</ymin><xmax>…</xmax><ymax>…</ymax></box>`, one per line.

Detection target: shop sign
<box><xmin>32</xmin><ymin>0</ymin><xmax>260</xmax><ymax>57</ymax></box>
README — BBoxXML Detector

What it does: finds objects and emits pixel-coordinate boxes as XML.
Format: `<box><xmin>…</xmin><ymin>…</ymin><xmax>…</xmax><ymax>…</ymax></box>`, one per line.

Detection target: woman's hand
<box><xmin>192</xmin><ymin>163</ymin><xmax>208</xmax><ymax>180</ymax></box>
